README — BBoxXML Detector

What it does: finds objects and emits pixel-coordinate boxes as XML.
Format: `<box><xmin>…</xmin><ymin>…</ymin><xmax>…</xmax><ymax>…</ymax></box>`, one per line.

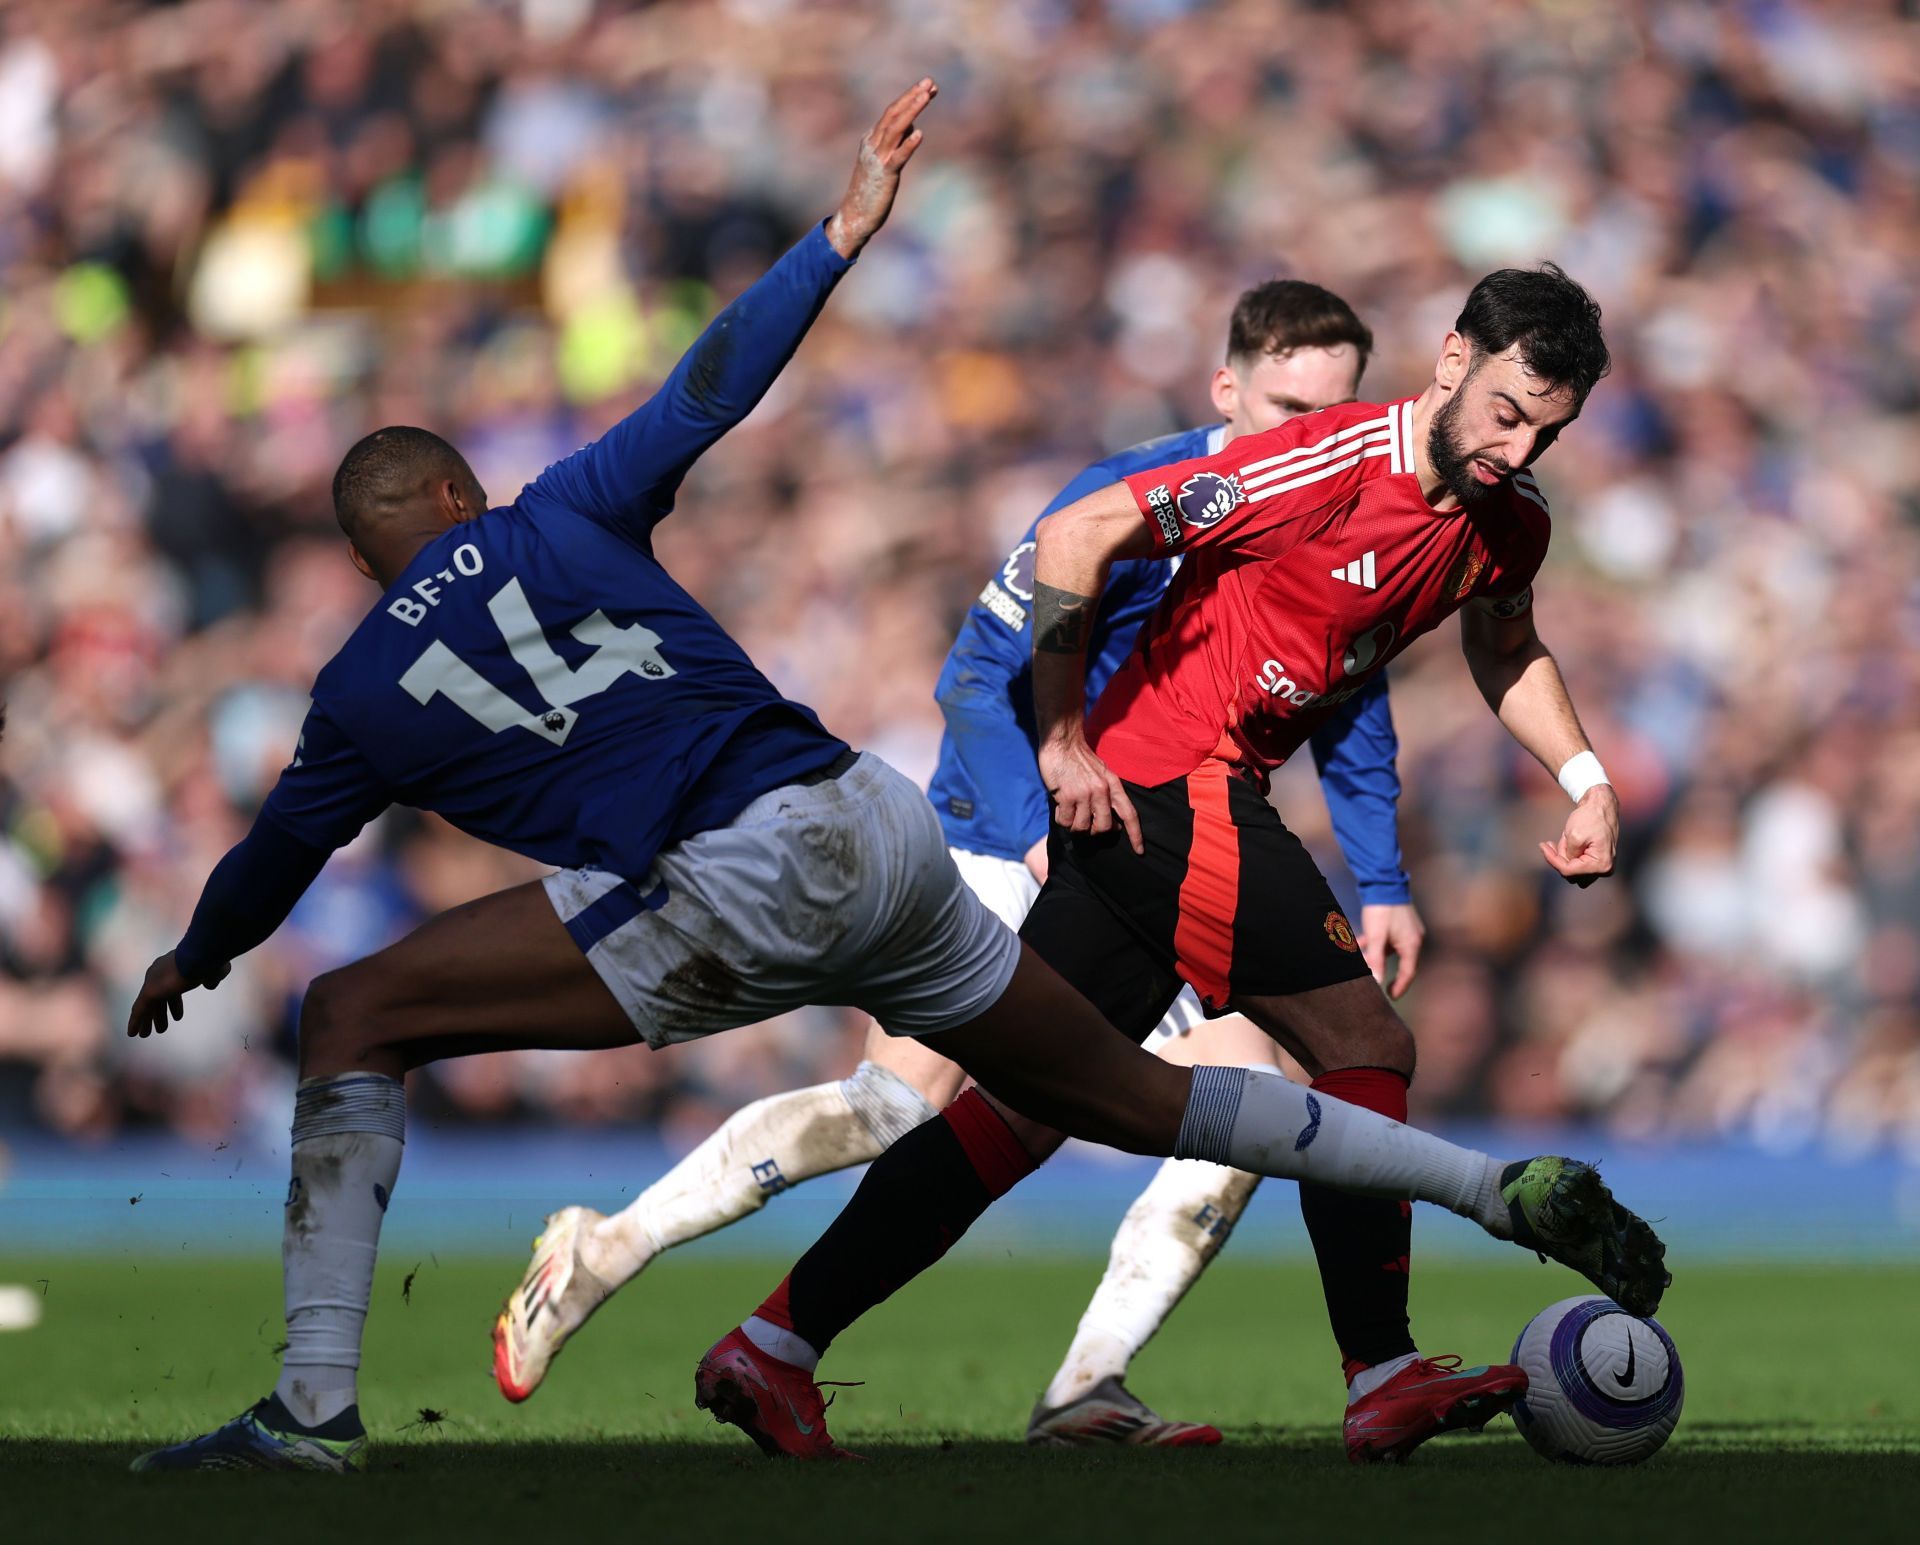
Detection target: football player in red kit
<box><xmin>698</xmin><ymin>264</ymin><xmax>1658</xmax><ymax>1464</ymax></box>
<box><xmin>1025</xmin><ymin>267</ymin><xmax>1607</xmax><ymax>1462</ymax></box>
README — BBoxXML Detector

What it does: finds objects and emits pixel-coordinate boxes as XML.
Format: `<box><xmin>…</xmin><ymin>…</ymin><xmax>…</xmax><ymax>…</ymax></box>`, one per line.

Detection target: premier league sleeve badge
<box><xmin>1176</xmin><ymin>471</ymin><xmax>1245</xmax><ymax>529</ymax></box>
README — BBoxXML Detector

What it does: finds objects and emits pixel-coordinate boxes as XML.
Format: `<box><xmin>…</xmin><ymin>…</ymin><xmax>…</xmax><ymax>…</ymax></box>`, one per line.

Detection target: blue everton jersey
<box><xmin>928</xmin><ymin>424</ymin><xmax>1411</xmax><ymax>902</ymax></box>
<box><xmin>274</xmin><ymin>500</ymin><xmax>844</xmax><ymax>882</ymax></box>
<box><xmin>172</xmin><ymin>222</ymin><xmax>860</xmax><ymax>980</ymax></box>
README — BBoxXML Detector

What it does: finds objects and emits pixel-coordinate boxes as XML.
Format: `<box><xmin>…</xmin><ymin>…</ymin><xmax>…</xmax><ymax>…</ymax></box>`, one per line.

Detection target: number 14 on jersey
<box><xmin>399</xmin><ymin>576</ymin><xmax>675</xmax><ymax>746</ymax></box>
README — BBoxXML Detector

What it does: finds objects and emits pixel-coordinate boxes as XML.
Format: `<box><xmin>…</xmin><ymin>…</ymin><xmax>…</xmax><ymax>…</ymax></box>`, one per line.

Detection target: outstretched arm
<box><xmin>1459</xmin><ymin>601</ymin><xmax>1618</xmax><ymax>886</ymax></box>
<box><xmin>128</xmin><ymin>819</ymin><xmax>334</xmax><ymax>1038</ymax></box>
<box><xmin>528</xmin><ymin>79</ymin><xmax>937</xmax><ymax>539</ymax></box>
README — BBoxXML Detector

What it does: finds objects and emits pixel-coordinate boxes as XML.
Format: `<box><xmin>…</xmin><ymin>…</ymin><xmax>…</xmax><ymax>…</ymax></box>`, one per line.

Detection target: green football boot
<box><xmin>1500</xmin><ymin>1156</ymin><xmax>1671</xmax><ymax>1317</ymax></box>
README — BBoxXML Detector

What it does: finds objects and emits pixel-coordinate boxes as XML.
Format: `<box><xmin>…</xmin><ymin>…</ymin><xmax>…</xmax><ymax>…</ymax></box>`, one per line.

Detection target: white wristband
<box><xmin>1557</xmin><ymin>750</ymin><xmax>1610</xmax><ymax>802</ymax></box>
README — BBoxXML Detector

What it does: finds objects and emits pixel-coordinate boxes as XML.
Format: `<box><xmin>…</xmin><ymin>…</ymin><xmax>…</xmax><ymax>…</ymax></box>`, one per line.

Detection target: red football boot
<box><xmin>694</xmin><ymin>1327</ymin><xmax>861</xmax><ymax>1461</ymax></box>
<box><xmin>1342</xmin><ymin>1354</ymin><xmax>1527</xmax><ymax>1464</ymax></box>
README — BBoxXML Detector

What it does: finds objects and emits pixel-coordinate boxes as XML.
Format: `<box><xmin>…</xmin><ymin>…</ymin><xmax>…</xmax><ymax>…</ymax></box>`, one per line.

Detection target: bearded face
<box><xmin>1425</xmin><ymin>385</ymin><xmax>1505</xmax><ymax>508</ymax></box>
<box><xmin>1424</xmin><ymin>345</ymin><xmax>1582</xmax><ymax>510</ymax></box>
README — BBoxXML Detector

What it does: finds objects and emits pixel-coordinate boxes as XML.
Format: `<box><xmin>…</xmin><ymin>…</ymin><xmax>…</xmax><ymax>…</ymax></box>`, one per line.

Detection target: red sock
<box><xmin>940</xmin><ymin>1088</ymin><xmax>1038</xmax><ymax>1197</ymax></box>
<box><xmin>1311</xmin><ymin>1066</ymin><xmax>1409</xmax><ymax>1124</ymax></box>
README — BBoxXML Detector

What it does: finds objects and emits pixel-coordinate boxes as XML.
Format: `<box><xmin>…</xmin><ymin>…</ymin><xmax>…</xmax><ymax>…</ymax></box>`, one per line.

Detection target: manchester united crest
<box><xmin>1449</xmin><ymin>548</ymin><xmax>1488</xmax><ymax>601</ymax></box>
<box><xmin>1324</xmin><ymin>911</ymin><xmax>1359</xmax><ymax>952</ymax></box>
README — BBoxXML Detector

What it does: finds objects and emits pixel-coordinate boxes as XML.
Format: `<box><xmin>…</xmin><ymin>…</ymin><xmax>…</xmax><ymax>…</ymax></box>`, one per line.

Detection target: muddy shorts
<box><xmin>544</xmin><ymin>753</ymin><xmax>1022</xmax><ymax>1046</ymax></box>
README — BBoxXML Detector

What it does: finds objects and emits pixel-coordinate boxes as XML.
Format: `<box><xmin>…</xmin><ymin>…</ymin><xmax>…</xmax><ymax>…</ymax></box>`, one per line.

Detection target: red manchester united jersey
<box><xmin>1088</xmin><ymin>397</ymin><xmax>1550</xmax><ymax>787</ymax></box>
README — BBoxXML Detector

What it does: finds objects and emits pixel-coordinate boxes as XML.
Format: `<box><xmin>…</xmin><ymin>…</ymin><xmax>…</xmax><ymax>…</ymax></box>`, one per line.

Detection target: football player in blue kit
<box><xmin>127</xmin><ymin>79</ymin><xmax>1667</xmax><ymax>1473</ymax></box>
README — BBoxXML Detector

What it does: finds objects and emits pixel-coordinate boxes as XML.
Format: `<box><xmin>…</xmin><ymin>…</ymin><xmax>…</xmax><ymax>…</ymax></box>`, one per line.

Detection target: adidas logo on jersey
<box><xmin>1330</xmin><ymin>551</ymin><xmax>1378</xmax><ymax>589</ymax></box>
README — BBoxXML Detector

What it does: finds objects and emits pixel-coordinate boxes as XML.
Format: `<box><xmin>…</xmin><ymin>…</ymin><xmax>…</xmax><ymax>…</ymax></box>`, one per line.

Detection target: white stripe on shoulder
<box><xmin>1512</xmin><ymin>474</ymin><xmax>1550</xmax><ymax>513</ymax></box>
<box><xmin>1246</xmin><ymin>443</ymin><xmax>1391</xmax><ymax>504</ymax></box>
<box><xmin>1399</xmin><ymin>400</ymin><xmax>1415</xmax><ymax>468</ymax></box>
<box><xmin>1235</xmin><ymin>414</ymin><xmax>1394</xmax><ymax>478</ymax></box>
<box><xmin>1239</xmin><ymin>426</ymin><xmax>1391</xmax><ymax>492</ymax></box>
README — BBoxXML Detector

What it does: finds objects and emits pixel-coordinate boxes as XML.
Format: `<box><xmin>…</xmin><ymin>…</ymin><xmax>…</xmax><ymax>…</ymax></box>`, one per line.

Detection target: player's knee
<box><xmin>297</xmin><ymin>967</ymin><xmax>381</xmax><ymax>1074</ymax></box>
<box><xmin>1365</xmin><ymin>1013</ymin><xmax>1416</xmax><ymax>1078</ymax></box>
<box><xmin>297</xmin><ymin>971</ymin><xmax>351</xmax><ymax>1072</ymax></box>
<box><xmin>1382</xmin><ymin>1013</ymin><xmax>1413</xmax><ymax>1074</ymax></box>
<box><xmin>1313</xmin><ymin>988</ymin><xmax>1417</xmax><ymax>1078</ymax></box>
<box><xmin>1329</xmin><ymin>1007</ymin><xmax>1415</xmax><ymax>1078</ymax></box>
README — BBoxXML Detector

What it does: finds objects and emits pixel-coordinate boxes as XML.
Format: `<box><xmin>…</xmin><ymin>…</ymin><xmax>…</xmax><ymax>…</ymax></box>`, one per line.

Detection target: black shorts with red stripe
<box><xmin>1020</xmin><ymin>760</ymin><xmax>1372</xmax><ymax>1043</ymax></box>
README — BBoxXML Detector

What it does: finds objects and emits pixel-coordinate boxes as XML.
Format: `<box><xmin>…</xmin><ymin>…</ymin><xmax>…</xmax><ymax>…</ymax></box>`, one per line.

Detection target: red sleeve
<box><xmin>1122</xmin><ymin>413</ymin><xmax>1381</xmax><ymax>557</ymax></box>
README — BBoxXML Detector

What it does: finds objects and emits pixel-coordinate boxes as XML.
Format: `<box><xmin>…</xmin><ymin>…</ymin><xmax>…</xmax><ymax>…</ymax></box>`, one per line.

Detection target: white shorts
<box><xmin>545</xmin><ymin>754</ymin><xmax>1022</xmax><ymax>1046</ymax></box>
<box><xmin>948</xmin><ymin>848</ymin><xmax>1208</xmax><ymax>1045</ymax></box>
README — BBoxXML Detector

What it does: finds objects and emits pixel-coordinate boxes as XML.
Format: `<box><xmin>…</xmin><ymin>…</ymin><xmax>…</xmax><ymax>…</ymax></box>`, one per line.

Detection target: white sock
<box><xmin>1041</xmin><ymin>1159</ymin><xmax>1258</xmax><ymax>1410</ymax></box>
<box><xmin>586</xmin><ymin>1061</ymin><xmax>934</xmax><ymax>1283</ymax></box>
<box><xmin>272</xmin><ymin>1073</ymin><xmax>405</xmax><ymax>1430</ymax></box>
<box><xmin>1348</xmin><ymin>1351</ymin><xmax>1421</xmax><ymax>1403</ymax></box>
<box><xmin>1176</xmin><ymin>1067</ymin><xmax>1506</xmax><ymax>1234</ymax></box>
<box><xmin>741</xmin><ymin>1316</ymin><xmax>820</xmax><ymax>1372</ymax></box>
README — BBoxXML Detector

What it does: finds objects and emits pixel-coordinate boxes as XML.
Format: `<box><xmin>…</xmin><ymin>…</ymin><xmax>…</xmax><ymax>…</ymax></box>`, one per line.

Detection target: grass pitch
<box><xmin>3</xmin><ymin>1252</ymin><xmax>1916</xmax><ymax>1543</ymax></box>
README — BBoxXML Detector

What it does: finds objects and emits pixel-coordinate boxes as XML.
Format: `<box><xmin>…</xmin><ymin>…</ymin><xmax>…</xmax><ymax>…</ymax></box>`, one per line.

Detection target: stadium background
<box><xmin>2</xmin><ymin>0</ymin><xmax>1920</xmax><ymax>1279</ymax></box>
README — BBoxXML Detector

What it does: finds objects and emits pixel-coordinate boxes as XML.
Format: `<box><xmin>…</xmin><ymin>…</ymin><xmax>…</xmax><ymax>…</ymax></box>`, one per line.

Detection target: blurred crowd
<box><xmin>2</xmin><ymin>0</ymin><xmax>1918</xmax><ymax>1159</ymax></box>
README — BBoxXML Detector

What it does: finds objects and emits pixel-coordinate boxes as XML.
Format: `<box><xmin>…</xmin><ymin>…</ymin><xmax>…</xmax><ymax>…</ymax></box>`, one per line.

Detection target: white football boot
<box><xmin>1026</xmin><ymin>1376</ymin><xmax>1223</xmax><ymax>1447</ymax></box>
<box><xmin>493</xmin><ymin>1206</ymin><xmax>617</xmax><ymax>1402</ymax></box>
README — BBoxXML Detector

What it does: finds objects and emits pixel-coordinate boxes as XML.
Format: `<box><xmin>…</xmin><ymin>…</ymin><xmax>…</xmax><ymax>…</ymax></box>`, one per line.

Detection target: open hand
<box><xmin>1540</xmin><ymin>785</ymin><xmax>1620</xmax><ymax>887</ymax></box>
<box><xmin>127</xmin><ymin>951</ymin><xmax>229</xmax><ymax>1039</ymax></box>
<box><xmin>1358</xmin><ymin>901</ymin><xmax>1426</xmax><ymax>999</ymax></box>
<box><xmin>825</xmin><ymin>77</ymin><xmax>938</xmax><ymax>259</ymax></box>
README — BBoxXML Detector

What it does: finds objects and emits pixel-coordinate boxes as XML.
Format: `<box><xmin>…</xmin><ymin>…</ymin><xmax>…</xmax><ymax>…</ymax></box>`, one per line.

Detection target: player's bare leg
<box><xmin>501</xmin><ymin>837</ymin><xmax>1038</xmax><ymax>1399</ymax></box>
<box><xmin>1029</xmin><ymin>1011</ymin><xmax>1276</xmax><ymax>1447</ymax></box>
<box><xmin>136</xmin><ymin>881</ymin><xmax>636</xmax><ymax>1471</ymax></box>
<box><xmin>704</xmin><ymin>946</ymin><xmax>1668</xmax><ymax>1458</ymax></box>
<box><xmin>498</xmin><ymin>1020</ymin><xmax>960</xmax><ymax>1401</ymax></box>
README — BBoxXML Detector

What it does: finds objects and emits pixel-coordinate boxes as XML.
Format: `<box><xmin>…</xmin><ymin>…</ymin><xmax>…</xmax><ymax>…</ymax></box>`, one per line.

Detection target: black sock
<box><xmin>1299</xmin><ymin>1183</ymin><xmax>1416</xmax><ymax>1375</ymax></box>
<box><xmin>257</xmin><ymin>1391</ymin><xmax>364</xmax><ymax>1438</ymax></box>
<box><xmin>762</xmin><ymin>1091</ymin><xmax>1034</xmax><ymax>1356</ymax></box>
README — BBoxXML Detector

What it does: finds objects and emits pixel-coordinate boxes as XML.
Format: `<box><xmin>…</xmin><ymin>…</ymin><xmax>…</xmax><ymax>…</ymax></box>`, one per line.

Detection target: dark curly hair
<box><xmin>1455</xmin><ymin>263</ymin><xmax>1609</xmax><ymax>403</ymax></box>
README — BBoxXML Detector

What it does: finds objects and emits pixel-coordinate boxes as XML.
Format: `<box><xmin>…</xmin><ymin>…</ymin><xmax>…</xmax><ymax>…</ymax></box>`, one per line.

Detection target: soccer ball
<box><xmin>1509</xmin><ymin>1296</ymin><xmax>1683</xmax><ymax>1465</ymax></box>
